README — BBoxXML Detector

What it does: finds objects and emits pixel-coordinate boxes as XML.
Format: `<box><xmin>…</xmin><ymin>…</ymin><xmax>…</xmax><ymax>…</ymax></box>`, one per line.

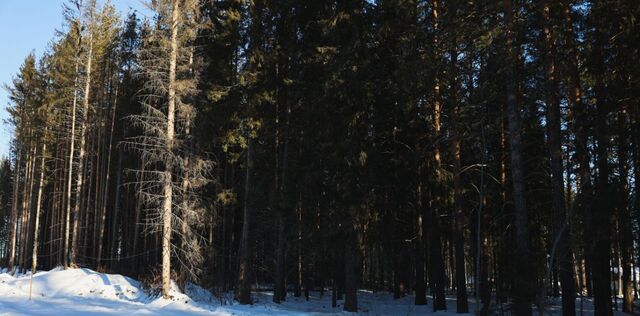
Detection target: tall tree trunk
<box><xmin>8</xmin><ymin>147</ymin><xmax>22</xmax><ymax>271</ymax></box>
<box><xmin>90</xmin><ymin>116</ymin><xmax>102</xmax><ymax>262</ymax></box>
<box><xmin>130</xmin><ymin>154</ymin><xmax>142</xmax><ymax>269</ymax></box>
<box><xmin>32</xmin><ymin>131</ymin><xmax>48</xmax><ymax>274</ymax></box>
<box><xmin>633</xmin><ymin>77</ymin><xmax>640</xmax><ymax>313</ymax></box>
<box><xmin>49</xmin><ymin>140</ymin><xmax>63</xmax><ymax>267</ymax></box>
<box><xmin>344</xmin><ymin>233</ymin><xmax>358</xmax><ymax>312</ymax></box>
<box><xmin>177</xmin><ymin>47</ymin><xmax>197</xmax><ymax>289</ymax></box>
<box><xmin>64</xmin><ymin>73</ymin><xmax>77</xmax><ymax>267</ymax></box>
<box><xmin>96</xmin><ymin>89</ymin><xmax>117</xmax><ymax>267</ymax></box>
<box><xmin>542</xmin><ymin>2</ymin><xmax>576</xmax><ymax>315</ymax></box>
<box><xmin>64</xmin><ymin>12</ymin><xmax>83</xmax><ymax>268</ymax></box>
<box><xmin>613</xmin><ymin>30</ymin><xmax>635</xmax><ymax>315</ymax></box>
<box><xmin>591</xmin><ymin>5</ymin><xmax>613</xmax><ymax>314</ymax></box>
<box><xmin>178</xmin><ymin>119</ymin><xmax>191</xmax><ymax>291</ymax></box>
<box><xmin>430</xmin><ymin>0</ymin><xmax>447</xmax><ymax>310</ymax></box>
<box><xmin>160</xmin><ymin>0</ymin><xmax>180</xmax><ymax>299</ymax></box>
<box><xmin>503</xmin><ymin>0</ymin><xmax>532</xmax><ymax>314</ymax></box>
<box><xmin>272</xmin><ymin>29</ymin><xmax>293</xmax><ymax>301</ymax></box>
<box><xmin>272</xmin><ymin>104</ymin><xmax>285</xmax><ymax>304</ymax></box>
<box><xmin>295</xmin><ymin>196</ymin><xmax>303</xmax><ymax>299</ymax></box>
<box><xmin>236</xmin><ymin>137</ymin><xmax>255</xmax><ymax>304</ymax></box>
<box><xmin>617</xmin><ymin>99</ymin><xmax>634</xmax><ymax>315</ymax></box>
<box><xmin>413</xmin><ymin>0</ymin><xmax>428</xmax><ymax>300</ymax></box>
<box><xmin>449</xmin><ymin>8</ymin><xmax>468</xmax><ymax>311</ymax></box>
<box><xmin>414</xmin><ymin>182</ymin><xmax>427</xmax><ymax>305</ymax></box>
<box><xmin>70</xmin><ymin>6</ymin><xmax>95</xmax><ymax>267</ymax></box>
<box><xmin>562</xmin><ymin>0</ymin><xmax>593</xmax><ymax>298</ymax></box>
<box><xmin>273</xmin><ymin>212</ymin><xmax>286</xmax><ymax>303</ymax></box>
<box><xmin>20</xmin><ymin>140</ymin><xmax>36</xmax><ymax>269</ymax></box>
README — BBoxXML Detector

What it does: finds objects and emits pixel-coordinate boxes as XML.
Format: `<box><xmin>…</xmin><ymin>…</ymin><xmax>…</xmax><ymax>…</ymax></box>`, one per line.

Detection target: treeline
<box><xmin>1</xmin><ymin>0</ymin><xmax>639</xmax><ymax>315</ymax></box>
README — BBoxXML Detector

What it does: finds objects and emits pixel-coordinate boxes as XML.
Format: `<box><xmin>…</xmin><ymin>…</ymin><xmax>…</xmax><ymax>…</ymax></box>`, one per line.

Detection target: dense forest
<box><xmin>1</xmin><ymin>0</ymin><xmax>639</xmax><ymax>315</ymax></box>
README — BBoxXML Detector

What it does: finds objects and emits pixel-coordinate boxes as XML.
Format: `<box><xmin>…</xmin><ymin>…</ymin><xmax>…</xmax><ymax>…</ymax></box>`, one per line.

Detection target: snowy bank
<box><xmin>0</xmin><ymin>267</ymin><xmax>211</xmax><ymax>315</ymax></box>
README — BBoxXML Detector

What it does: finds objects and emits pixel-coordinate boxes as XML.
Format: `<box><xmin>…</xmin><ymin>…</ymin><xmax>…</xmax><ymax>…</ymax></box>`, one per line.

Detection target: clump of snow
<box><xmin>2</xmin><ymin>268</ymin><xmax>140</xmax><ymax>301</ymax></box>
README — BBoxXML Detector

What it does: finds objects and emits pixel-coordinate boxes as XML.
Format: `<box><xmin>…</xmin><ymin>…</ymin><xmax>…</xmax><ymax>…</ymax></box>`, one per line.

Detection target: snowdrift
<box><xmin>0</xmin><ymin>267</ymin><xmax>212</xmax><ymax>315</ymax></box>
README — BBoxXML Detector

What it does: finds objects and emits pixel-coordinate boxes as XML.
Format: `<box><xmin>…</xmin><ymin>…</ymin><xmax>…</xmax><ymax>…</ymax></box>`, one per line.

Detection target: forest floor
<box><xmin>0</xmin><ymin>267</ymin><xmax>632</xmax><ymax>315</ymax></box>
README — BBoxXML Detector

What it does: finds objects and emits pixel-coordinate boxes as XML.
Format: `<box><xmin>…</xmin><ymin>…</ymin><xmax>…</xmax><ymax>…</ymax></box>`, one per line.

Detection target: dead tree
<box><xmin>127</xmin><ymin>0</ymin><xmax>206</xmax><ymax>299</ymax></box>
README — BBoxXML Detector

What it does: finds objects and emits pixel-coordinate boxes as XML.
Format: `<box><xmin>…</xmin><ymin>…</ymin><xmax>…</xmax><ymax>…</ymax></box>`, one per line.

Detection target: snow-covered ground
<box><xmin>0</xmin><ymin>267</ymin><xmax>211</xmax><ymax>315</ymax></box>
<box><xmin>0</xmin><ymin>267</ymin><xmax>466</xmax><ymax>315</ymax></box>
<box><xmin>0</xmin><ymin>267</ymin><xmax>633</xmax><ymax>315</ymax></box>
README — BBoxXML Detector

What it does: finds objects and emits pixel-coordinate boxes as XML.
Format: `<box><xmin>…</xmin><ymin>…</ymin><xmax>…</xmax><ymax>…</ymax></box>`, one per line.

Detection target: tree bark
<box><xmin>20</xmin><ymin>139</ymin><xmax>36</xmax><ymax>269</ymax></box>
<box><xmin>129</xmin><ymin>153</ymin><xmax>142</xmax><ymax>269</ymax></box>
<box><xmin>31</xmin><ymin>131</ymin><xmax>48</xmax><ymax>274</ymax></box>
<box><xmin>617</xmin><ymin>105</ymin><xmax>634</xmax><ymax>315</ymax></box>
<box><xmin>429</xmin><ymin>0</ymin><xmax>447</xmax><ymax>311</ymax></box>
<box><xmin>503</xmin><ymin>0</ymin><xmax>532</xmax><ymax>314</ymax></box>
<box><xmin>64</xmin><ymin>18</ymin><xmax>83</xmax><ymax>269</ymax></box>
<box><xmin>449</xmin><ymin>7</ymin><xmax>468</xmax><ymax>311</ymax></box>
<box><xmin>344</xmin><ymin>235</ymin><xmax>358</xmax><ymax>312</ymax></box>
<box><xmin>273</xmin><ymin>211</ymin><xmax>286</xmax><ymax>303</ymax></box>
<box><xmin>96</xmin><ymin>89</ymin><xmax>117</xmax><ymax>266</ymax></box>
<box><xmin>8</xmin><ymin>147</ymin><xmax>22</xmax><ymax>271</ymax></box>
<box><xmin>561</xmin><ymin>0</ymin><xmax>594</xmax><ymax>299</ymax></box>
<box><xmin>414</xmin><ymin>183</ymin><xmax>427</xmax><ymax>305</ymax></box>
<box><xmin>70</xmin><ymin>3</ymin><xmax>95</xmax><ymax>266</ymax></box>
<box><xmin>236</xmin><ymin>136</ymin><xmax>255</xmax><ymax>304</ymax></box>
<box><xmin>161</xmin><ymin>0</ymin><xmax>180</xmax><ymax>299</ymax></box>
<box><xmin>591</xmin><ymin>5</ymin><xmax>613</xmax><ymax>314</ymax></box>
<box><xmin>542</xmin><ymin>2</ymin><xmax>575</xmax><ymax>315</ymax></box>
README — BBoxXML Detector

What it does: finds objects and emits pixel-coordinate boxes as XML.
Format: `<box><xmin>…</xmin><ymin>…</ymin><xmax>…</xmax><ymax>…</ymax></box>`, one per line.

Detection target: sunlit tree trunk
<box><xmin>70</xmin><ymin>4</ymin><xmax>95</xmax><ymax>266</ymax></box>
<box><xmin>8</xmin><ymin>147</ymin><xmax>22</xmax><ymax>271</ymax></box>
<box><xmin>160</xmin><ymin>0</ymin><xmax>180</xmax><ymax>299</ymax></box>
<box><xmin>31</xmin><ymin>130</ymin><xmax>48</xmax><ymax>274</ymax></box>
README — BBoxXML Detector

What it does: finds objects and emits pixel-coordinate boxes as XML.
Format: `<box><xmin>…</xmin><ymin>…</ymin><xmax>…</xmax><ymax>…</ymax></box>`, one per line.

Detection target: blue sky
<box><xmin>0</xmin><ymin>0</ymin><xmax>150</xmax><ymax>159</ymax></box>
